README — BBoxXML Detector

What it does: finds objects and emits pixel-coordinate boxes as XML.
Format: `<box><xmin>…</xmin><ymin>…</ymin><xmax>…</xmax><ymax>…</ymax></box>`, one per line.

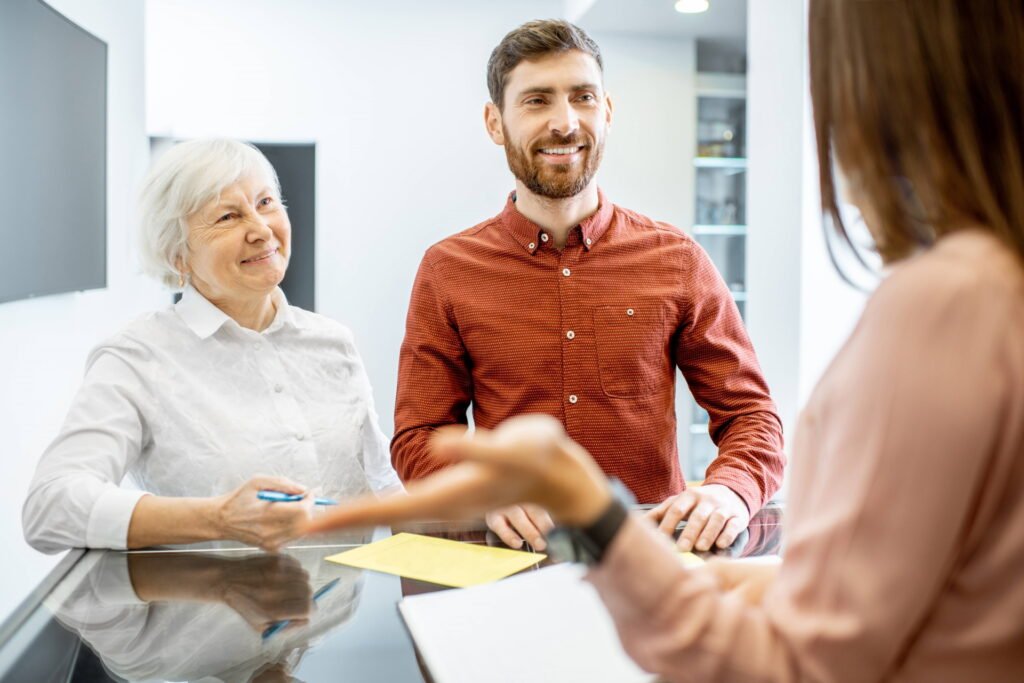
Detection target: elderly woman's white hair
<box><xmin>138</xmin><ymin>139</ymin><xmax>282</xmax><ymax>289</ymax></box>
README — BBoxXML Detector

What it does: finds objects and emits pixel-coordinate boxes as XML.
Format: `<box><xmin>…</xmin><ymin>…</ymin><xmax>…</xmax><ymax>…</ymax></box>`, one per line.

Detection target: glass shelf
<box><xmin>697</xmin><ymin>96</ymin><xmax>746</xmax><ymax>158</ymax></box>
<box><xmin>696</xmin><ymin>167</ymin><xmax>746</xmax><ymax>225</ymax></box>
<box><xmin>683</xmin><ymin>76</ymin><xmax>749</xmax><ymax>483</ymax></box>
<box><xmin>694</xmin><ymin>156</ymin><xmax>747</xmax><ymax>169</ymax></box>
<box><xmin>696</xmin><ymin>233</ymin><xmax>746</xmax><ymax>294</ymax></box>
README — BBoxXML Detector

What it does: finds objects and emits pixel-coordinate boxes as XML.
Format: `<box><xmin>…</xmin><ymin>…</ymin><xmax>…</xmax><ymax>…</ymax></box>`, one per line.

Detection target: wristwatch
<box><xmin>546</xmin><ymin>479</ymin><xmax>636</xmax><ymax>567</ymax></box>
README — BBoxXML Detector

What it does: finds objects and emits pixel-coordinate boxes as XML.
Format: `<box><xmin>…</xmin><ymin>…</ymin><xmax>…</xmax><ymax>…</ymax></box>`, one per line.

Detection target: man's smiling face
<box><xmin>489</xmin><ymin>50</ymin><xmax>612</xmax><ymax>199</ymax></box>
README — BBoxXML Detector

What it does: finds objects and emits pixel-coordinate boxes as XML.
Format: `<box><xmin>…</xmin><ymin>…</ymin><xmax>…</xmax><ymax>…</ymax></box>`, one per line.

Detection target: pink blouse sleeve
<box><xmin>587</xmin><ymin>252</ymin><xmax>1019</xmax><ymax>682</ymax></box>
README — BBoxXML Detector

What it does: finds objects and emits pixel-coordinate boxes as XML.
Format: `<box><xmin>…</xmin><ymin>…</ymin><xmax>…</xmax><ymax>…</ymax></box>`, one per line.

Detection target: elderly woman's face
<box><xmin>184</xmin><ymin>172</ymin><xmax>290</xmax><ymax>302</ymax></box>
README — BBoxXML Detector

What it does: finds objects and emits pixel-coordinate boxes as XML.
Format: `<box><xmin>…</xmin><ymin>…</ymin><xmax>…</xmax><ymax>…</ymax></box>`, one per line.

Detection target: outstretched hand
<box><xmin>304</xmin><ymin>415</ymin><xmax>613</xmax><ymax>536</ymax></box>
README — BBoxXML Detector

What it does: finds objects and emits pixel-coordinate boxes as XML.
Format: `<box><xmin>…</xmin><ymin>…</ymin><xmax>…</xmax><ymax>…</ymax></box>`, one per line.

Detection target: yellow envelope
<box><xmin>325</xmin><ymin>533</ymin><xmax>547</xmax><ymax>588</ymax></box>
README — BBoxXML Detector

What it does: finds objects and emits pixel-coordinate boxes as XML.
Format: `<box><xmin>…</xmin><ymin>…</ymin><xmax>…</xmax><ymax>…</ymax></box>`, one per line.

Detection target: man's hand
<box><xmin>485</xmin><ymin>504</ymin><xmax>554</xmax><ymax>551</ymax></box>
<box><xmin>645</xmin><ymin>484</ymin><xmax>750</xmax><ymax>552</ymax></box>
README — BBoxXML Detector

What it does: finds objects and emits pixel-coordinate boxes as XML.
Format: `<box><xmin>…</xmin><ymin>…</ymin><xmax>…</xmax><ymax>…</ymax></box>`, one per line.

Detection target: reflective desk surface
<box><xmin>0</xmin><ymin>505</ymin><xmax>782</xmax><ymax>683</ymax></box>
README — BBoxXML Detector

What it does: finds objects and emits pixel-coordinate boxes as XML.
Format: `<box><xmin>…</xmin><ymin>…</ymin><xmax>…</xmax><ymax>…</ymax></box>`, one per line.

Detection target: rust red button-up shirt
<box><xmin>392</xmin><ymin>190</ymin><xmax>784</xmax><ymax>509</ymax></box>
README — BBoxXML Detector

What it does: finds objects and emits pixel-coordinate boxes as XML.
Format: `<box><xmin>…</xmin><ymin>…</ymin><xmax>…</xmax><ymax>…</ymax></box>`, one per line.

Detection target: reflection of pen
<box><xmin>257</xmin><ymin>490</ymin><xmax>338</xmax><ymax>506</ymax></box>
<box><xmin>261</xmin><ymin>577</ymin><xmax>342</xmax><ymax>640</ymax></box>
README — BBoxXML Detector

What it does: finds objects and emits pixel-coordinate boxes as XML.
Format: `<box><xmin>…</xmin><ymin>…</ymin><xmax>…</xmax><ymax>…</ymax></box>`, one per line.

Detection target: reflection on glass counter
<box><xmin>48</xmin><ymin>545</ymin><xmax>369</xmax><ymax>683</ymax></box>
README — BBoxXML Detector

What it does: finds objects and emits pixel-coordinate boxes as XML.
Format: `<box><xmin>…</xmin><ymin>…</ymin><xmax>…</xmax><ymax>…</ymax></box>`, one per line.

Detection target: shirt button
<box><xmin>627</xmin><ymin>308</ymin><xmax>635</xmax><ymax>316</ymax></box>
<box><xmin>586</xmin><ymin>238</ymin><xmax>592</xmax><ymax>246</ymax></box>
<box><xmin>254</xmin><ymin>343</ymin><xmax>263</xmax><ymax>351</ymax></box>
<box><xmin>562</xmin><ymin>268</ymin><xmax>571</xmax><ymax>277</ymax></box>
<box><xmin>274</xmin><ymin>384</ymin><xmax>284</xmax><ymax>393</ymax></box>
<box><xmin>528</xmin><ymin>242</ymin><xmax>535</xmax><ymax>250</ymax></box>
<box><xmin>296</xmin><ymin>433</ymin><xmax>305</xmax><ymax>441</ymax></box>
<box><xmin>541</xmin><ymin>233</ymin><xmax>549</xmax><ymax>242</ymax></box>
<box><xmin>568</xmin><ymin>394</ymin><xmax>578</xmax><ymax>404</ymax></box>
<box><xmin>566</xmin><ymin>330</ymin><xmax>575</xmax><ymax>340</ymax></box>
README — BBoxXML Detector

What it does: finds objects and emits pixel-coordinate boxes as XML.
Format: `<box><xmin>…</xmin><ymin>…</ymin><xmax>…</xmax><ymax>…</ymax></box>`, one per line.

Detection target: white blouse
<box><xmin>24</xmin><ymin>286</ymin><xmax>402</xmax><ymax>553</ymax></box>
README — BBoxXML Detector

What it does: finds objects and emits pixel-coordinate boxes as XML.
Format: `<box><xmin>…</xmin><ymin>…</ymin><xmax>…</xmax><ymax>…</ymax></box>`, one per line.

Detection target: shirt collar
<box><xmin>499</xmin><ymin>188</ymin><xmax>614</xmax><ymax>254</ymax></box>
<box><xmin>175</xmin><ymin>285</ymin><xmax>299</xmax><ymax>339</ymax></box>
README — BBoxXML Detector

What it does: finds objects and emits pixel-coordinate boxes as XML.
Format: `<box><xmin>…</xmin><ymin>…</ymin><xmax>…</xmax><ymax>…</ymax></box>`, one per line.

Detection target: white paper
<box><xmin>398</xmin><ymin>563</ymin><xmax>658</xmax><ymax>683</ymax></box>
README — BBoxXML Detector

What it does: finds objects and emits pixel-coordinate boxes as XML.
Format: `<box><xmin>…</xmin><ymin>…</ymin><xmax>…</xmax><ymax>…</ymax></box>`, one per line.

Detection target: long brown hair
<box><xmin>810</xmin><ymin>1</ymin><xmax>1024</xmax><ymax>277</ymax></box>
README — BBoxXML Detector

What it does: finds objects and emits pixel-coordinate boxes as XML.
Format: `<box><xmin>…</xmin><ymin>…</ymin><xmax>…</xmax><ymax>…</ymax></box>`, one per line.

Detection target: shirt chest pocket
<box><xmin>593</xmin><ymin>304</ymin><xmax>669</xmax><ymax>398</ymax></box>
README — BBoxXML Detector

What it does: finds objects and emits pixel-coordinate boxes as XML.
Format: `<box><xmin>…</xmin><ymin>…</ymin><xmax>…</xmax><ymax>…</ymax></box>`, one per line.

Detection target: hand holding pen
<box><xmin>214</xmin><ymin>476</ymin><xmax>320</xmax><ymax>553</ymax></box>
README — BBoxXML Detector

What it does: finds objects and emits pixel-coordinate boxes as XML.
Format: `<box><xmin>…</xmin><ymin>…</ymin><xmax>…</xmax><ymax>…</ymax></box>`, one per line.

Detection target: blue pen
<box><xmin>257</xmin><ymin>489</ymin><xmax>339</xmax><ymax>506</ymax></box>
<box><xmin>261</xmin><ymin>577</ymin><xmax>341</xmax><ymax>640</ymax></box>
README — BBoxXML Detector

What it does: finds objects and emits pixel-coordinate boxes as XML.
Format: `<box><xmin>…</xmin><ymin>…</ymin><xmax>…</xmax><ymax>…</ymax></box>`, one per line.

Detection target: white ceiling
<box><xmin>574</xmin><ymin>0</ymin><xmax>747</xmax><ymax>40</ymax></box>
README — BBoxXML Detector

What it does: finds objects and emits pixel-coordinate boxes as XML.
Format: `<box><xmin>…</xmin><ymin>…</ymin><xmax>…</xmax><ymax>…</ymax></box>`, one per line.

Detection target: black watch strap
<box><xmin>578</xmin><ymin>496</ymin><xmax>629</xmax><ymax>564</ymax></box>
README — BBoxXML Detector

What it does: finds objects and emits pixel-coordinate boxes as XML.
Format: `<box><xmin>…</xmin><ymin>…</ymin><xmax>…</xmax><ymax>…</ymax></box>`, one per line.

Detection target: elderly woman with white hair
<box><xmin>23</xmin><ymin>138</ymin><xmax>402</xmax><ymax>553</ymax></box>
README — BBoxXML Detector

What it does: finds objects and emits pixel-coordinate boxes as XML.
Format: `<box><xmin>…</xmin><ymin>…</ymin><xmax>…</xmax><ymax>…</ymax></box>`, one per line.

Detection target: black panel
<box><xmin>254</xmin><ymin>142</ymin><xmax>316</xmax><ymax>312</ymax></box>
<box><xmin>0</xmin><ymin>0</ymin><xmax>107</xmax><ymax>304</ymax></box>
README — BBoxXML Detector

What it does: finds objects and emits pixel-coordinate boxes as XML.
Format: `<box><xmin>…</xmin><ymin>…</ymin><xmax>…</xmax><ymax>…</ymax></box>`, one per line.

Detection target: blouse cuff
<box><xmin>86</xmin><ymin>487</ymin><xmax>149</xmax><ymax>550</ymax></box>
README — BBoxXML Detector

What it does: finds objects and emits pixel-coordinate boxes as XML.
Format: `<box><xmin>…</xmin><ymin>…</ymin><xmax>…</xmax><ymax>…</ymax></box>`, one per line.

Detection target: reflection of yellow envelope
<box><xmin>325</xmin><ymin>533</ymin><xmax>546</xmax><ymax>588</ymax></box>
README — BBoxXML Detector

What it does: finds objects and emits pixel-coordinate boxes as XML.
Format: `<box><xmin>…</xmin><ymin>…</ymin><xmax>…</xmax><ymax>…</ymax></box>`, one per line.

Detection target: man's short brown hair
<box><xmin>487</xmin><ymin>19</ymin><xmax>603</xmax><ymax>110</ymax></box>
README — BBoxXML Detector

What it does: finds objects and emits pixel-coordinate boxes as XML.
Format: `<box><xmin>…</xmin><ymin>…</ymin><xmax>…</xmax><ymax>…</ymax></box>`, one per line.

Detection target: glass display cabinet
<box><xmin>684</xmin><ymin>72</ymin><xmax>748</xmax><ymax>481</ymax></box>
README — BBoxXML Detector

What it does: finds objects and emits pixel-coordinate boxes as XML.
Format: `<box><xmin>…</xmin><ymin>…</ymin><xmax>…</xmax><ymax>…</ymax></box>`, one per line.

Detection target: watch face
<box><xmin>545</xmin><ymin>527</ymin><xmax>581</xmax><ymax>565</ymax></box>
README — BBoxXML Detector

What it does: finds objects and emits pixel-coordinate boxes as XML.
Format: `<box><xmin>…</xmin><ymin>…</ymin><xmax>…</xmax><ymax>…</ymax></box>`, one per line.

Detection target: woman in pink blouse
<box><xmin>308</xmin><ymin>2</ymin><xmax>1024</xmax><ymax>680</ymax></box>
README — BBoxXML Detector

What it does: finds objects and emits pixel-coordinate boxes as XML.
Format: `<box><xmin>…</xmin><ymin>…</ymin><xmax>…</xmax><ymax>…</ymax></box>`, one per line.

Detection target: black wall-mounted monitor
<box><xmin>0</xmin><ymin>0</ymin><xmax>107</xmax><ymax>305</ymax></box>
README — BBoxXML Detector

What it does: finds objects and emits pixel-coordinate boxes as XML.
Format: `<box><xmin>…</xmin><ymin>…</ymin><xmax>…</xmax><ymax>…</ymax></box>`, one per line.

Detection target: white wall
<box><xmin>747</xmin><ymin>0</ymin><xmax>867</xmax><ymax>461</ymax></box>
<box><xmin>592</xmin><ymin>33</ymin><xmax>696</xmax><ymax>232</ymax></box>
<box><xmin>745</xmin><ymin>0</ymin><xmax>805</xmax><ymax>447</ymax></box>
<box><xmin>0</xmin><ymin>0</ymin><xmax>165</xmax><ymax>621</ymax></box>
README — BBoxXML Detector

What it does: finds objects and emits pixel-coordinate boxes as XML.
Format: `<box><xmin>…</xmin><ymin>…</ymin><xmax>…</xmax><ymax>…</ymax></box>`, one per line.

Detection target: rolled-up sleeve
<box><xmin>23</xmin><ymin>349</ymin><xmax>151</xmax><ymax>553</ymax></box>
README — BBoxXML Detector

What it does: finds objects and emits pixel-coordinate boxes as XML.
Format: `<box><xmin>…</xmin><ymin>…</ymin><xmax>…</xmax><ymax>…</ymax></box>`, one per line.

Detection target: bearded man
<box><xmin>391</xmin><ymin>19</ymin><xmax>785</xmax><ymax>554</ymax></box>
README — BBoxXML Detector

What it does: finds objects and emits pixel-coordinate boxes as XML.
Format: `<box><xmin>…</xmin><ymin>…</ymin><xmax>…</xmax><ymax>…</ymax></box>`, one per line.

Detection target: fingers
<box><xmin>694</xmin><ymin>510</ymin><xmax>729</xmax><ymax>552</ymax></box>
<box><xmin>658</xmin><ymin>491</ymin><xmax>697</xmax><ymax>537</ymax></box>
<box><xmin>715</xmin><ymin>516</ymin><xmax>748</xmax><ymax>549</ymax></box>
<box><xmin>250</xmin><ymin>475</ymin><xmax>307</xmax><ymax>496</ymax></box>
<box><xmin>304</xmin><ymin>462</ymin><xmax>506</xmax><ymax>535</ymax></box>
<box><xmin>676</xmin><ymin>501</ymin><xmax>714</xmax><ymax>552</ymax></box>
<box><xmin>431</xmin><ymin>415</ymin><xmax>566</xmax><ymax>469</ymax></box>
<box><xmin>486</xmin><ymin>509</ymin><xmax>525</xmax><ymax>549</ymax></box>
<box><xmin>524</xmin><ymin>504</ymin><xmax>555</xmax><ymax>536</ymax></box>
<box><xmin>505</xmin><ymin>505</ymin><xmax>547</xmax><ymax>551</ymax></box>
<box><xmin>644</xmin><ymin>497</ymin><xmax>673</xmax><ymax>524</ymax></box>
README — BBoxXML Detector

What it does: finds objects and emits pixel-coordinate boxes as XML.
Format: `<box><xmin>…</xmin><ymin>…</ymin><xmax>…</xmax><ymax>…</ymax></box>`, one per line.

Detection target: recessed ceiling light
<box><xmin>675</xmin><ymin>0</ymin><xmax>709</xmax><ymax>13</ymax></box>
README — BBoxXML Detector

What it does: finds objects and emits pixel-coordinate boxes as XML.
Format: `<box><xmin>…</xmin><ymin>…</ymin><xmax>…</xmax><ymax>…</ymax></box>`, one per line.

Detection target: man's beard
<box><xmin>503</xmin><ymin>128</ymin><xmax>604</xmax><ymax>199</ymax></box>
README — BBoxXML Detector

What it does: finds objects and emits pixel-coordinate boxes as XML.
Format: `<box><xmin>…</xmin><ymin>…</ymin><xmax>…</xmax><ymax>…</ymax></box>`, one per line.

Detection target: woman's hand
<box><xmin>305</xmin><ymin>415</ymin><xmax>614</xmax><ymax>535</ymax></box>
<box><xmin>214</xmin><ymin>476</ymin><xmax>315</xmax><ymax>552</ymax></box>
<box><xmin>214</xmin><ymin>554</ymin><xmax>314</xmax><ymax>633</ymax></box>
<box><xmin>127</xmin><ymin>552</ymin><xmax>314</xmax><ymax>634</ymax></box>
<box><xmin>705</xmin><ymin>557</ymin><xmax>781</xmax><ymax>606</ymax></box>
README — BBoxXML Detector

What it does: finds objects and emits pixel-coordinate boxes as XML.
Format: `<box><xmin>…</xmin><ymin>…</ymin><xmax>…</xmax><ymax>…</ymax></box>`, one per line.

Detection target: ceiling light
<box><xmin>675</xmin><ymin>0</ymin><xmax>709</xmax><ymax>13</ymax></box>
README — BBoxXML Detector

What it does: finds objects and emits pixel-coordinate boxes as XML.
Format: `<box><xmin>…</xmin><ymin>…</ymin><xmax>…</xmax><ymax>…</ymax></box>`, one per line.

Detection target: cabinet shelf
<box><xmin>694</xmin><ymin>156</ymin><xmax>747</xmax><ymax>169</ymax></box>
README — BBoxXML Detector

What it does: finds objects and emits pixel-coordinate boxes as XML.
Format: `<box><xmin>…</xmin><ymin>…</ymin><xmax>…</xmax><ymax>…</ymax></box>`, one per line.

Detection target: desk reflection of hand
<box><xmin>251</xmin><ymin>661</ymin><xmax>305</xmax><ymax>683</ymax></box>
<box><xmin>128</xmin><ymin>553</ymin><xmax>314</xmax><ymax>633</ymax></box>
